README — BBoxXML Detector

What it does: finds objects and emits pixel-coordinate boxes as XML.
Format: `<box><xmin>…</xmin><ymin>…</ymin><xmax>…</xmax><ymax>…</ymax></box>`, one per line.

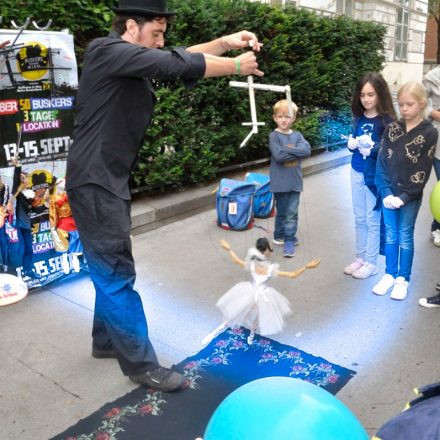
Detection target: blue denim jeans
<box><xmin>432</xmin><ymin>157</ymin><xmax>440</xmax><ymax>231</ymax></box>
<box><xmin>68</xmin><ymin>184</ymin><xmax>158</xmax><ymax>376</ymax></box>
<box><xmin>273</xmin><ymin>191</ymin><xmax>300</xmax><ymax>242</ymax></box>
<box><xmin>351</xmin><ymin>169</ymin><xmax>381</xmax><ymax>265</ymax></box>
<box><xmin>0</xmin><ymin>226</ymin><xmax>9</xmax><ymax>267</ymax></box>
<box><xmin>382</xmin><ymin>198</ymin><xmax>421</xmax><ymax>281</ymax></box>
<box><xmin>17</xmin><ymin>226</ymin><xmax>34</xmax><ymax>272</ymax></box>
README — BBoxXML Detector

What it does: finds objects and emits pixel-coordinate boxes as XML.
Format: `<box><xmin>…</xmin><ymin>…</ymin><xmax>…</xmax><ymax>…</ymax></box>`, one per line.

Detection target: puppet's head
<box><xmin>256</xmin><ymin>237</ymin><xmax>273</xmax><ymax>256</ymax></box>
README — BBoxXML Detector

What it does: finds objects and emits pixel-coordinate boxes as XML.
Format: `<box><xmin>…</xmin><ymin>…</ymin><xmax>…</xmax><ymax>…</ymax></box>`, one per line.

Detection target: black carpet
<box><xmin>53</xmin><ymin>328</ymin><xmax>356</xmax><ymax>440</ymax></box>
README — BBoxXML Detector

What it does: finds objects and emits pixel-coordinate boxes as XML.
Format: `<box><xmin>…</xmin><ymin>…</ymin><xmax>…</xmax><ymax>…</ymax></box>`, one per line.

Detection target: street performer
<box><xmin>66</xmin><ymin>0</ymin><xmax>263</xmax><ymax>392</ymax></box>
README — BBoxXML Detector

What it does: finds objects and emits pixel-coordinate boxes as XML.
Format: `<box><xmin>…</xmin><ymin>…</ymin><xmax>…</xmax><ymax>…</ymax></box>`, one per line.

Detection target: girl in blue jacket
<box><xmin>344</xmin><ymin>73</ymin><xmax>396</xmax><ymax>280</ymax></box>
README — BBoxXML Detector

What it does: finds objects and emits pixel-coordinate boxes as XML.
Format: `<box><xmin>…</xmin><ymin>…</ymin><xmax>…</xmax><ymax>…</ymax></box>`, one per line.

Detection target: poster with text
<box><xmin>0</xmin><ymin>28</ymin><xmax>83</xmax><ymax>289</ymax></box>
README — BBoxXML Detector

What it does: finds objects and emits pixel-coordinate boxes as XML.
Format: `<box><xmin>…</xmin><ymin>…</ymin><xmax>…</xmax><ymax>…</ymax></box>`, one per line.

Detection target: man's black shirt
<box><xmin>66</xmin><ymin>32</ymin><xmax>205</xmax><ymax>200</ymax></box>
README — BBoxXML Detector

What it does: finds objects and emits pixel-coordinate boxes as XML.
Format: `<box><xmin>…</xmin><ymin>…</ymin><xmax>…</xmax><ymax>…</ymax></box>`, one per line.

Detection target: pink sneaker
<box><xmin>352</xmin><ymin>263</ymin><xmax>378</xmax><ymax>279</ymax></box>
<box><xmin>344</xmin><ymin>258</ymin><xmax>365</xmax><ymax>275</ymax></box>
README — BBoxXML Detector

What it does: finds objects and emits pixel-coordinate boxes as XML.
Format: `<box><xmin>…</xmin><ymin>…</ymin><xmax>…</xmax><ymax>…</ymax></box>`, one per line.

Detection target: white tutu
<box><xmin>216</xmin><ymin>247</ymin><xmax>292</xmax><ymax>336</ymax></box>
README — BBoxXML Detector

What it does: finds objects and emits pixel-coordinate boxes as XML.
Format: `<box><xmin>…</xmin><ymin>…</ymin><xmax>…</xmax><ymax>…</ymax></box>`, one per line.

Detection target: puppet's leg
<box><xmin>247</xmin><ymin>323</ymin><xmax>257</xmax><ymax>346</ymax></box>
<box><xmin>247</xmin><ymin>329</ymin><xmax>255</xmax><ymax>345</ymax></box>
<box><xmin>201</xmin><ymin>321</ymin><xmax>228</xmax><ymax>346</ymax></box>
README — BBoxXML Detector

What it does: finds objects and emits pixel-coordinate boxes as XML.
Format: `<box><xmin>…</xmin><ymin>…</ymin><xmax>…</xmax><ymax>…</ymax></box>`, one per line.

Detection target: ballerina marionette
<box><xmin>201</xmin><ymin>238</ymin><xmax>320</xmax><ymax>346</ymax></box>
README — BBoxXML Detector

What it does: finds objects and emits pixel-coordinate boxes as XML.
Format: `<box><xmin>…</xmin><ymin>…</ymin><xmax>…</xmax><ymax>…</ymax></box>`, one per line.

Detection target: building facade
<box><xmin>256</xmin><ymin>0</ymin><xmax>430</xmax><ymax>89</ymax></box>
<box><xmin>424</xmin><ymin>15</ymin><xmax>438</xmax><ymax>72</ymax></box>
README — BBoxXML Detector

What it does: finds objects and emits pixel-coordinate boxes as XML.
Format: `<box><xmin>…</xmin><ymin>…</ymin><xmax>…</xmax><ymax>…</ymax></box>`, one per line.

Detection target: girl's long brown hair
<box><xmin>351</xmin><ymin>72</ymin><xmax>396</xmax><ymax>120</ymax></box>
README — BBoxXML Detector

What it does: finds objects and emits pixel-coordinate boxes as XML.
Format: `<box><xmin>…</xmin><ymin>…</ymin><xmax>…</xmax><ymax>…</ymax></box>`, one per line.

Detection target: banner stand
<box><xmin>0</xmin><ymin>18</ymin><xmax>82</xmax><ymax>290</ymax></box>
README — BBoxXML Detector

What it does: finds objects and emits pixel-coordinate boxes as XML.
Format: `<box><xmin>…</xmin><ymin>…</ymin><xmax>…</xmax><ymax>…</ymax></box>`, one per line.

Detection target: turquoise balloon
<box><xmin>430</xmin><ymin>180</ymin><xmax>440</xmax><ymax>223</ymax></box>
<box><xmin>204</xmin><ymin>377</ymin><xmax>368</xmax><ymax>440</ymax></box>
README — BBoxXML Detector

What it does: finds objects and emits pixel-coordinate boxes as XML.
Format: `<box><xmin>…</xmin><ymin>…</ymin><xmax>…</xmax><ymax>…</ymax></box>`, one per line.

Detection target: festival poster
<box><xmin>0</xmin><ymin>28</ymin><xmax>82</xmax><ymax>289</ymax></box>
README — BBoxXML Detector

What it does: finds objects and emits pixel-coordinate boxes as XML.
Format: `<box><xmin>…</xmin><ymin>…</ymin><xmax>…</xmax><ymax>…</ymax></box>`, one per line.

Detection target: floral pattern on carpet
<box><xmin>56</xmin><ymin>328</ymin><xmax>355</xmax><ymax>440</ymax></box>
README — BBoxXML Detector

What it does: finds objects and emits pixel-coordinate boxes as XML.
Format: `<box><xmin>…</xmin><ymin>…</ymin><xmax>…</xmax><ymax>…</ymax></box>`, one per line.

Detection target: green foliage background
<box><xmin>1</xmin><ymin>0</ymin><xmax>386</xmax><ymax>191</ymax></box>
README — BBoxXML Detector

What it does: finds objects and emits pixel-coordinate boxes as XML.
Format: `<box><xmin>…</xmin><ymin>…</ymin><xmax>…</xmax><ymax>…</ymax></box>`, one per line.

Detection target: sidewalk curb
<box><xmin>131</xmin><ymin>149</ymin><xmax>351</xmax><ymax>235</ymax></box>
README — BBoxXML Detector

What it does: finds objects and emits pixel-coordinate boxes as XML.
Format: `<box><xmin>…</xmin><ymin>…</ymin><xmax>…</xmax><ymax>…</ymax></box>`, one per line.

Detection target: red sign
<box><xmin>0</xmin><ymin>99</ymin><xmax>19</xmax><ymax>115</ymax></box>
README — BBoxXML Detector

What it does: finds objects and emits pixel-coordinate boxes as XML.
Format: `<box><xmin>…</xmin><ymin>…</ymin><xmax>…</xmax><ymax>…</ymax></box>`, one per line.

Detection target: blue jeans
<box><xmin>68</xmin><ymin>184</ymin><xmax>158</xmax><ymax>376</ymax></box>
<box><xmin>432</xmin><ymin>157</ymin><xmax>440</xmax><ymax>231</ymax></box>
<box><xmin>17</xmin><ymin>226</ymin><xmax>34</xmax><ymax>272</ymax></box>
<box><xmin>382</xmin><ymin>198</ymin><xmax>421</xmax><ymax>281</ymax></box>
<box><xmin>0</xmin><ymin>226</ymin><xmax>9</xmax><ymax>267</ymax></box>
<box><xmin>351</xmin><ymin>169</ymin><xmax>381</xmax><ymax>265</ymax></box>
<box><xmin>273</xmin><ymin>191</ymin><xmax>300</xmax><ymax>241</ymax></box>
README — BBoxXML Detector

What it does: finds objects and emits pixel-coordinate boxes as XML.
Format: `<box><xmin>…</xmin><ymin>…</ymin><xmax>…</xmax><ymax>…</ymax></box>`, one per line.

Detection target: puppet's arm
<box><xmin>277</xmin><ymin>258</ymin><xmax>321</xmax><ymax>279</ymax></box>
<box><xmin>220</xmin><ymin>239</ymin><xmax>246</xmax><ymax>268</ymax></box>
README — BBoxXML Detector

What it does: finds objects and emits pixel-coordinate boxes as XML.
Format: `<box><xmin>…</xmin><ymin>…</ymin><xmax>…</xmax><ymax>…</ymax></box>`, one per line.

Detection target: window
<box><xmin>394</xmin><ymin>0</ymin><xmax>410</xmax><ymax>61</ymax></box>
<box><xmin>336</xmin><ymin>0</ymin><xmax>353</xmax><ymax>17</ymax></box>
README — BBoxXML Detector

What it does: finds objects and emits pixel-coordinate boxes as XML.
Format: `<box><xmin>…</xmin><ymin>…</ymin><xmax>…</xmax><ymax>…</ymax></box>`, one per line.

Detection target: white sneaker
<box><xmin>247</xmin><ymin>330</ymin><xmax>255</xmax><ymax>345</ymax></box>
<box><xmin>352</xmin><ymin>263</ymin><xmax>378</xmax><ymax>279</ymax></box>
<box><xmin>372</xmin><ymin>274</ymin><xmax>395</xmax><ymax>296</ymax></box>
<box><xmin>273</xmin><ymin>238</ymin><xmax>284</xmax><ymax>245</ymax></box>
<box><xmin>344</xmin><ymin>258</ymin><xmax>365</xmax><ymax>275</ymax></box>
<box><xmin>432</xmin><ymin>230</ymin><xmax>440</xmax><ymax>247</ymax></box>
<box><xmin>390</xmin><ymin>276</ymin><xmax>409</xmax><ymax>300</ymax></box>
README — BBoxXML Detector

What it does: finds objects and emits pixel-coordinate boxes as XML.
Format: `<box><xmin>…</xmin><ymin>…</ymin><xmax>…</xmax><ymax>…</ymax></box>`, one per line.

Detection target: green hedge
<box><xmin>1</xmin><ymin>0</ymin><xmax>386</xmax><ymax>191</ymax></box>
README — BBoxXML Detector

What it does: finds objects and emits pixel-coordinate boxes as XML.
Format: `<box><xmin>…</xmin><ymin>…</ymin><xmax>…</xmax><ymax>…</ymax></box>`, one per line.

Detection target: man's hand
<box><xmin>11</xmin><ymin>156</ymin><xmax>20</xmax><ymax>167</ymax></box>
<box><xmin>221</xmin><ymin>31</ymin><xmax>262</xmax><ymax>52</ymax></box>
<box><xmin>0</xmin><ymin>40</ymin><xmax>10</xmax><ymax>50</ymax></box>
<box><xmin>235</xmin><ymin>52</ymin><xmax>264</xmax><ymax>77</ymax></box>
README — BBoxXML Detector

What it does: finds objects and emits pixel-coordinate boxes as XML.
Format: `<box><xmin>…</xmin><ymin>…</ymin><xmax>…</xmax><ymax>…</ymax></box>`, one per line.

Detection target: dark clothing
<box><xmin>268</xmin><ymin>130</ymin><xmax>311</xmax><ymax>193</ymax></box>
<box><xmin>376</xmin><ymin>119</ymin><xmax>437</xmax><ymax>282</ymax></box>
<box><xmin>0</xmin><ymin>183</ymin><xmax>10</xmax><ymax>267</ymax></box>
<box><xmin>13</xmin><ymin>166</ymin><xmax>32</xmax><ymax>229</ymax></box>
<box><xmin>12</xmin><ymin>166</ymin><xmax>34</xmax><ymax>272</ymax></box>
<box><xmin>375</xmin><ymin>382</ymin><xmax>440</xmax><ymax>440</ymax></box>
<box><xmin>349</xmin><ymin>114</ymin><xmax>393</xmax><ymax>188</ymax></box>
<box><xmin>67</xmin><ymin>184</ymin><xmax>158</xmax><ymax>375</ymax></box>
<box><xmin>17</xmin><ymin>226</ymin><xmax>33</xmax><ymax>272</ymax></box>
<box><xmin>66</xmin><ymin>32</ymin><xmax>206</xmax><ymax>376</ymax></box>
<box><xmin>0</xmin><ymin>183</ymin><xmax>9</xmax><ymax>207</ymax></box>
<box><xmin>66</xmin><ymin>31</ymin><xmax>205</xmax><ymax>200</ymax></box>
<box><xmin>375</xmin><ymin>119</ymin><xmax>437</xmax><ymax>204</ymax></box>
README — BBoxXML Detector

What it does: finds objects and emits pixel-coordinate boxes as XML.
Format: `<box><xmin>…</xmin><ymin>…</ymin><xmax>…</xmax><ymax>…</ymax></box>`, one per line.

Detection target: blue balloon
<box><xmin>204</xmin><ymin>377</ymin><xmax>368</xmax><ymax>440</ymax></box>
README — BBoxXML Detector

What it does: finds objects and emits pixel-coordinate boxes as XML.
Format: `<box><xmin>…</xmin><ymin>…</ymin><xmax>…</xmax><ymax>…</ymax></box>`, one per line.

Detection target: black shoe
<box><xmin>92</xmin><ymin>347</ymin><xmax>118</xmax><ymax>359</ymax></box>
<box><xmin>419</xmin><ymin>293</ymin><xmax>440</xmax><ymax>308</ymax></box>
<box><xmin>129</xmin><ymin>366</ymin><xmax>186</xmax><ymax>392</ymax></box>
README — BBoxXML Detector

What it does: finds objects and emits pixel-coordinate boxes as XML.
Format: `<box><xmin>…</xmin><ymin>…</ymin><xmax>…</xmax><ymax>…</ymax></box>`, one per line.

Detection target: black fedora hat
<box><xmin>113</xmin><ymin>0</ymin><xmax>176</xmax><ymax>17</ymax></box>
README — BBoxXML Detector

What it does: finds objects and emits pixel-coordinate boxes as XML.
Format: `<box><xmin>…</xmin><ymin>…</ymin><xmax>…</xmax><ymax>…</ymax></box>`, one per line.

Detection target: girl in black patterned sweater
<box><xmin>374</xmin><ymin>82</ymin><xmax>437</xmax><ymax>300</ymax></box>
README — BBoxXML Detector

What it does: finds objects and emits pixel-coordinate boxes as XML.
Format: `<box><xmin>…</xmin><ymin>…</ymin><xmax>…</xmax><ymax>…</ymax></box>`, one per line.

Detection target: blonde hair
<box><xmin>273</xmin><ymin>99</ymin><xmax>298</xmax><ymax>118</ymax></box>
<box><xmin>397</xmin><ymin>82</ymin><xmax>428</xmax><ymax>119</ymax></box>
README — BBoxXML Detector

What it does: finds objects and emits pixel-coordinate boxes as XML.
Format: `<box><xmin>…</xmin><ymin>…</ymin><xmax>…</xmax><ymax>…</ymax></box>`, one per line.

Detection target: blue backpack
<box><xmin>216</xmin><ymin>178</ymin><xmax>255</xmax><ymax>231</ymax></box>
<box><xmin>244</xmin><ymin>172</ymin><xmax>275</xmax><ymax>218</ymax></box>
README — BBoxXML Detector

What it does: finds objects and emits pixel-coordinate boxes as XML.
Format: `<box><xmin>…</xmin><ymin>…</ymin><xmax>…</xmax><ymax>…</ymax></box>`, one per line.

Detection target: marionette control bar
<box><xmin>229</xmin><ymin>41</ymin><xmax>294</xmax><ymax>148</ymax></box>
